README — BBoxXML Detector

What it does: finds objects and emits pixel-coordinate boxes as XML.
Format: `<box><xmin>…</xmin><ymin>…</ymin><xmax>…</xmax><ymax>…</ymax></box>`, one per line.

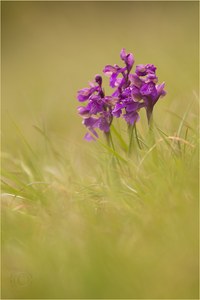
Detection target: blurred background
<box><xmin>2</xmin><ymin>1</ymin><xmax>199</xmax><ymax>153</ymax></box>
<box><xmin>2</xmin><ymin>1</ymin><xmax>199</xmax><ymax>299</ymax></box>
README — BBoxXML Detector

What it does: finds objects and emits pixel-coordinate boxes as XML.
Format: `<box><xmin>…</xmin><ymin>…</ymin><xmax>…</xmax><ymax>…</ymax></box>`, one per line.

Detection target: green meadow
<box><xmin>1</xmin><ymin>1</ymin><xmax>199</xmax><ymax>299</ymax></box>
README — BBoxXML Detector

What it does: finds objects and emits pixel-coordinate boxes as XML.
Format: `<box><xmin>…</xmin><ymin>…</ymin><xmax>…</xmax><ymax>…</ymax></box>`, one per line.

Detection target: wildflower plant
<box><xmin>77</xmin><ymin>49</ymin><xmax>166</xmax><ymax>151</ymax></box>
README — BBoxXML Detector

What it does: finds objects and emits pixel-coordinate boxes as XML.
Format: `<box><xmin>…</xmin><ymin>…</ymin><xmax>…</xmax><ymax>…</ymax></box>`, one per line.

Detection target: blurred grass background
<box><xmin>2</xmin><ymin>1</ymin><xmax>198</xmax><ymax>151</ymax></box>
<box><xmin>1</xmin><ymin>1</ymin><xmax>199</xmax><ymax>299</ymax></box>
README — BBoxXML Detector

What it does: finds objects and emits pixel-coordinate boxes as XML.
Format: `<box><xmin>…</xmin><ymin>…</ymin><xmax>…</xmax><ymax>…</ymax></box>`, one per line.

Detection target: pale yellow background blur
<box><xmin>2</xmin><ymin>1</ymin><xmax>199</xmax><ymax>151</ymax></box>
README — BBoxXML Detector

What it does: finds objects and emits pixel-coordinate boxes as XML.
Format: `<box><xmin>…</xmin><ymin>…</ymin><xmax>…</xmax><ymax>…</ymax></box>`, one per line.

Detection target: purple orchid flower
<box><xmin>112</xmin><ymin>102</ymin><xmax>126</xmax><ymax>118</ymax></box>
<box><xmin>77</xmin><ymin>49</ymin><xmax>166</xmax><ymax>141</ymax></box>
<box><xmin>77</xmin><ymin>75</ymin><xmax>114</xmax><ymax>141</ymax></box>
<box><xmin>122</xmin><ymin>100</ymin><xmax>144</xmax><ymax>125</ymax></box>
<box><xmin>120</xmin><ymin>48</ymin><xmax>135</xmax><ymax>72</ymax></box>
<box><xmin>135</xmin><ymin>64</ymin><xmax>157</xmax><ymax>77</ymax></box>
<box><xmin>103</xmin><ymin>48</ymin><xmax>134</xmax><ymax>89</ymax></box>
<box><xmin>77</xmin><ymin>85</ymin><xmax>99</xmax><ymax>102</ymax></box>
<box><xmin>138</xmin><ymin>81</ymin><xmax>166</xmax><ymax>123</ymax></box>
<box><xmin>130</xmin><ymin>63</ymin><xmax>166</xmax><ymax>123</ymax></box>
<box><xmin>82</xmin><ymin>117</ymin><xmax>99</xmax><ymax>141</ymax></box>
<box><xmin>123</xmin><ymin>111</ymin><xmax>140</xmax><ymax>125</ymax></box>
<box><xmin>103</xmin><ymin>64</ymin><xmax>126</xmax><ymax>88</ymax></box>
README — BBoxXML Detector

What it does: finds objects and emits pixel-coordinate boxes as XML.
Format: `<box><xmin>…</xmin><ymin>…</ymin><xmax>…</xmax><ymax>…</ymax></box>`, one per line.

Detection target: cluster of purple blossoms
<box><xmin>77</xmin><ymin>49</ymin><xmax>166</xmax><ymax>141</ymax></box>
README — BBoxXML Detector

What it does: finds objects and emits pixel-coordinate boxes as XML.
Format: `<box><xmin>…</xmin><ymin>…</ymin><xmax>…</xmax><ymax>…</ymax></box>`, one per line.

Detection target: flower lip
<box><xmin>140</xmin><ymin>82</ymin><xmax>157</xmax><ymax>100</ymax></box>
<box><xmin>112</xmin><ymin>102</ymin><xmax>126</xmax><ymax>115</ymax></box>
<box><xmin>77</xmin><ymin>86</ymin><xmax>99</xmax><ymax>102</ymax></box>
<box><xmin>77</xmin><ymin>106</ymin><xmax>90</xmax><ymax>117</ymax></box>
<box><xmin>146</xmin><ymin>64</ymin><xmax>157</xmax><ymax>73</ymax></box>
<box><xmin>123</xmin><ymin>111</ymin><xmax>140</xmax><ymax>125</ymax></box>
<box><xmin>146</xmin><ymin>73</ymin><xmax>158</xmax><ymax>84</ymax></box>
<box><xmin>129</xmin><ymin>73</ymin><xmax>143</xmax><ymax>88</ymax></box>
<box><xmin>135</xmin><ymin>64</ymin><xmax>157</xmax><ymax>77</ymax></box>
<box><xmin>135</xmin><ymin>64</ymin><xmax>147</xmax><ymax>76</ymax></box>
<box><xmin>104</xmin><ymin>96</ymin><xmax>118</xmax><ymax>106</ymax></box>
<box><xmin>103</xmin><ymin>65</ymin><xmax>118</xmax><ymax>76</ymax></box>
<box><xmin>156</xmin><ymin>82</ymin><xmax>166</xmax><ymax>97</ymax></box>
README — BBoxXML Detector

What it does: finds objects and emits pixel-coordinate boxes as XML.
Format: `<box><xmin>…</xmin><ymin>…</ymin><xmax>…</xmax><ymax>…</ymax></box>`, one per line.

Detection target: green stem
<box><xmin>105</xmin><ymin>131</ymin><xmax>115</xmax><ymax>149</ymax></box>
<box><xmin>105</xmin><ymin>130</ymin><xmax>122</xmax><ymax>168</ymax></box>
<box><xmin>105</xmin><ymin>131</ymin><xmax>111</xmax><ymax>147</ymax></box>
<box><xmin>128</xmin><ymin>124</ymin><xmax>135</xmax><ymax>156</ymax></box>
<box><xmin>108</xmin><ymin>131</ymin><xmax>115</xmax><ymax>151</ymax></box>
<box><xmin>147</xmin><ymin>112</ymin><xmax>156</xmax><ymax>146</ymax></box>
<box><xmin>134</xmin><ymin>125</ymin><xmax>142</xmax><ymax>150</ymax></box>
<box><xmin>147</xmin><ymin>107</ymin><xmax>153</xmax><ymax>126</ymax></box>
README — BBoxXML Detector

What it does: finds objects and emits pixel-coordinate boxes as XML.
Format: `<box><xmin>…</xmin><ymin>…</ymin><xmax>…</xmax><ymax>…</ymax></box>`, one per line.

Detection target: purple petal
<box><xmin>140</xmin><ymin>82</ymin><xmax>157</xmax><ymax>100</ymax></box>
<box><xmin>129</xmin><ymin>74</ymin><xmax>143</xmax><ymax>88</ymax></box>
<box><xmin>110</xmin><ymin>73</ymin><xmax>118</xmax><ymax>88</ymax></box>
<box><xmin>97</xmin><ymin>117</ymin><xmax>110</xmax><ymax>132</ymax></box>
<box><xmin>115</xmin><ymin>77</ymin><xmax>124</xmax><ymax>87</ymax></box>
<box><xmin>77</xmin><ymin>86</ymin><xmax>98</xmax><ymax>102</ymax></box>
<box><xmin>135</xmin><ymin>64</ymin><xmax>156</xmax><ymax>77</ymax></box>
<box><xmin>146</xmin><ymin>73</ymin><xmax>158</xmax><ymax>83</ymax></box>
<box><xmin>123</xmin><ymin>111</ymin><xmax>140</xmax><ymax>125</ymax></box>
<box><xmin>131</xmin><ymin>86</ymin><xmax>142</xmax><ymax>101</ymax></box>
<box><xmin>125</xmin><ymin>102</ymin><xmax>140</xmax><ymax>112</ymax></box>
<box><xmin>112</xmin><ymin>102</ymin><xmax>125</xmax><ymax>118</ymax></box>
<box><xmin>95</xmin><ymin>111</ymin><xmax>112</xmax><ymax>132</ymax></box>
<box><xmin>121</xmin><ymin>87</ymin><xmax>131</xmax><ymax>99</ymax></box>
<box><xmin>104</xmin><ymin>96</ymin><xmax>118</xmax><ymax>106</ymax></box>
<box><xmin>112</xmin><ymin>89</ymin><xmax>120</xmax><ymax>97</ymax></box>
<box><xmin>103</xmin><ymin>65</ymin><xmax>118</xmax><ymax>76</ymax></box>
<box><xmin>146</xmin><ymin>64</ymin><xmax>157</xmax><ymax>74</ymax></box>
<box><xmin>120</xmin><ymin>48</ymin><xmax>134</xmax><ymax>71</ymax></box>
<box><xmin>83</xmin><ymin>117</ymin><xmax>98</xmax><ymax>128</ymax></box>
<box><xmin>87</xmin><ymin>101</ymin><xmax>103</xmax><ymax>115</ymax></box>
<box><xmin>77</xmin><ymin>88</ymin><xmax>91</xmax><ymax>102</ymax></box>
<box><xmin>112</xmin><ymin>109</ymin><xmax>122</xmax><ymax>118</ymax></box>
<box><xmin>126</xmin><ymin>53</ymin><xmax>134</xmax><ymax>70</ymax></box>
<box><xmin>77</xmin><ymin>106</ymin><xmax>90</xmax><ymax>118</ymax></box>
<box><xmin>156</xmin><ymin>82</ymin><xmax>166</xmax><ymax>98</ymax></box>
<box><xmin>84</xmin><ymin>129</ymin><xmax>98</xmax><ymax>141</ymax></box>
<box><xmin>136</xmin><ymin>64</ymin><xmax>147</xmax><ymax>76</ymax></box>
<box><xmin>120</xmin><ymin>48</ymin><xmax>127</xmax><ymax>61</ymax></box>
